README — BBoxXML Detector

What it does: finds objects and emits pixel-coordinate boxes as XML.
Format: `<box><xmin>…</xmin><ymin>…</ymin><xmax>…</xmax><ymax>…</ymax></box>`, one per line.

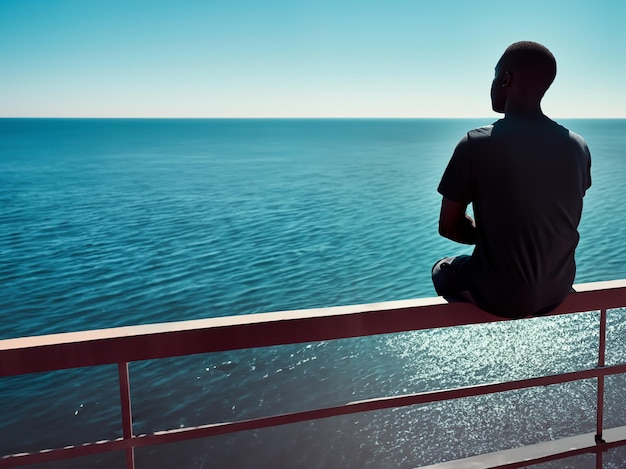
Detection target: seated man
<box><xmin>432</xmin><ymin>41</ymin><xmax>592</xmax><ymax>318</ymax></box>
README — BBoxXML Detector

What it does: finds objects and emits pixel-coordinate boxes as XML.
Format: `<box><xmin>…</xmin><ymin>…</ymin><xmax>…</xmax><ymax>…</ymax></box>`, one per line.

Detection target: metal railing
<box><xmin>1</xmin><ymin>279</ymin><xmax>626</xmax><ymax>468</ymax></box>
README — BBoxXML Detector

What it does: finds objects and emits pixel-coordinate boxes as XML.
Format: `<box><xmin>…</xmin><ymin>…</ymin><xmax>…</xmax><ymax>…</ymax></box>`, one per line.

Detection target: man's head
<box><xmin>491</xmin><ymin>41</ymin><xmax>557</xmax><ymax>114</ymax></box>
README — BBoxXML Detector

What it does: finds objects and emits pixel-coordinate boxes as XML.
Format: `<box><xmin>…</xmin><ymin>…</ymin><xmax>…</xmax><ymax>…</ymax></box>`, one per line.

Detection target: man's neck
<box><xmin>504</xmin><ymin>108</ymin><xmax>546</xmax><ymax>120</ymax></box>
<box><xmin>504</xmin><ymin>96</ymin><xmax>544</xmax><ymax>119</ymax></box>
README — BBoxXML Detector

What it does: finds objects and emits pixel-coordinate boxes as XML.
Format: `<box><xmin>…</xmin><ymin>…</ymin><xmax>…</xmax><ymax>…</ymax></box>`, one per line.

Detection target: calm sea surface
<box><xmin>1</xmin><ymin>118</ymin><xmax>625</xmax><ymax>468</ymax></box>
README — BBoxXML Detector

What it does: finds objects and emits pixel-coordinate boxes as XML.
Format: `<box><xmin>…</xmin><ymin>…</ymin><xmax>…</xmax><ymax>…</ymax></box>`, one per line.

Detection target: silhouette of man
<box><xmin>432</xmin><ymin>41</ymin><xmax>592</xmax><ymax>318</ymax></box>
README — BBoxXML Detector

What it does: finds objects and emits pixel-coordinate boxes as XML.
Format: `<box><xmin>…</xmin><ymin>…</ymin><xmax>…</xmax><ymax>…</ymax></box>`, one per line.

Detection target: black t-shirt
<box><xmin>438</xmin><ymin>116</ymin><xmax>592</xmax><ymax>317</ymax></box>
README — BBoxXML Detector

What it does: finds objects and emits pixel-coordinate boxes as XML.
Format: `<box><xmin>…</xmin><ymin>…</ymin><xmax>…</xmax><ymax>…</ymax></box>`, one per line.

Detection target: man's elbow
<box><xmin>438</xmin><ymin>218</ymin><xmax>476</xmax><ymax>245</ymax></box>
<box><xmin>438</xmin><ymin>221</ymin><xmax>456</xmax><ymax>241</ymax></box>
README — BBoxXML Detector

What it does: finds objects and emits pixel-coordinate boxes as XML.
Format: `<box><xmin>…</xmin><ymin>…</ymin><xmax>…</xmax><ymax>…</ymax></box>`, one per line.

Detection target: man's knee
<box><xmin>431</xmin><ymin>255</ymin><xmax>472</xmax><ymax>298</ymax></box>
<box><xmin>432</xmin><ymin>257</ymin><xmax>454</xmax><ymax>296</ymax></box>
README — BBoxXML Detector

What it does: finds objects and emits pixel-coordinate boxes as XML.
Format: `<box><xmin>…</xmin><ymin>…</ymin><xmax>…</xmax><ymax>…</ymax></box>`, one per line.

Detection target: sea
<box><xmin>1</xmin><ymin>118</ymin><xmax>625</xmax><ymax>468</ymax></box>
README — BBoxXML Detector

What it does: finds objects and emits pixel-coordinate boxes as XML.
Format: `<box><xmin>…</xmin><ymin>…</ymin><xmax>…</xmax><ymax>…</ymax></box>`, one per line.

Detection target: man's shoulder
<box><xmin>548</xmin><ymin>121</ymin><xmax>590</xmax><ymax>155</ymax></box>
<box><xmin>566</xmin><ymin>129</ymin><xmax>589</xmax><ymax>148</ymax></box>
<box><xmin>466</xmin><ymin>125</ymin><xmax>495</xmax><ymax>140</ymax></box>
<box><xmin>454</xmin><ymin>125</ymin><xmax>495</xmax><ymax>150</ymax></box>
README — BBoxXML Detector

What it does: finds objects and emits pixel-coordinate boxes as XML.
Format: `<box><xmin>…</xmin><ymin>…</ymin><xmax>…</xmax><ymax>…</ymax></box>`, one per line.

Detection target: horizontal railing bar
<box><xmin>6</xmin><ymin>361</ymin><xmax>625</xmax><ymax>468</ymax></box>
<box><xmin>119</xmin><ymin>361</ymin><xmax>626</xmax><ymax>448</ymax></box>
<box><xmin>2</xmin><ymin>280</ymin><xmax>625</xmax><ymax>377</ymax></box>
<box><xmin>0</xmin><ymin>438</ymin><xmax>129</xmax><ymax>469</ymax></box>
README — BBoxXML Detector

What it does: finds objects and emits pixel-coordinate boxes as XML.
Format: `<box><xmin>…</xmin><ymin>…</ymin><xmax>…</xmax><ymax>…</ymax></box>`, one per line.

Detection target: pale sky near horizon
<box><xmin>1</xmin><ymin>0</ymin><xmax>625</xmax><ymax>118</ymax></box>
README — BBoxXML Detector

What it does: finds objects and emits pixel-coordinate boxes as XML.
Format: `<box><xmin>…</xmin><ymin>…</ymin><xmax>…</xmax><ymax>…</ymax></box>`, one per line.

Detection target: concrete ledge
<box><xmin>419</xmin><ymin>425</ymin><xmax>626</xmax><ymax>468</ymax></box>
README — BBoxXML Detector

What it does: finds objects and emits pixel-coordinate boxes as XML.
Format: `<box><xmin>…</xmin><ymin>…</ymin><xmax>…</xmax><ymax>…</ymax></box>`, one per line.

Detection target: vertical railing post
<box><xmin>118</xmin><ymin>362</ymin><xmax>136</xmax><ymax>469</ymax></box>
<box><xmin>596</xmin><ymin>308</ymin><xmax>607</xmax><ymax>455</ymax></box>
<box><xmin>596</xmin><ymin>447</ymin><xmax>603</xmax><ymax>469</ymax></box>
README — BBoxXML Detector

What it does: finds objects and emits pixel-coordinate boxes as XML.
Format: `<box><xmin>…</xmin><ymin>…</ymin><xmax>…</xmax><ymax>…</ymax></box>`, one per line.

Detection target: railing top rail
<box><xmin>2</xmin><ymin>279</ymin><xmax>625</xmax><ymax>377</ymax></box>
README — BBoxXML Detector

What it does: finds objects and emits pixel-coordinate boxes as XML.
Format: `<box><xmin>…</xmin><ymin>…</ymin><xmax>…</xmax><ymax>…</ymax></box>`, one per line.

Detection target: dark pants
<box><xmin>431</xmin><ymin>255</ymin><xmax>472</xmax><ymax>303</ymax></box>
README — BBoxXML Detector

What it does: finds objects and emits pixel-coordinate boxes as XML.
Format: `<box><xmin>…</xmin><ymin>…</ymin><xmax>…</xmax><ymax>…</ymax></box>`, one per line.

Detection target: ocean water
<box><xmin>1</xmin><ymin>118</ymin><xmax>625</xmax><ymax>468</ymax></box>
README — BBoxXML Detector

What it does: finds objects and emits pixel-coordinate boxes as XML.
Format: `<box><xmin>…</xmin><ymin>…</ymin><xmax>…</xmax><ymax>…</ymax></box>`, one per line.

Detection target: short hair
<box><xmin>499</xmin><ymin>41</ymin><xmax>557</xmax><ymax>96</ymax></box>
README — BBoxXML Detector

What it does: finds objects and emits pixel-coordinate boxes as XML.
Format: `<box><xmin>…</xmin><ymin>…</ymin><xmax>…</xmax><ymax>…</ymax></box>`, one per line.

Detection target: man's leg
<box><xmin>431</xmin><ymin>255</ymin><xmax>473</xmax><ymax>303</ymax></box>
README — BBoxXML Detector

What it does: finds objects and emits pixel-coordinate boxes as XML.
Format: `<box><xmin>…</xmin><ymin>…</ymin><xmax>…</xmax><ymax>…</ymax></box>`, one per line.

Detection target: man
<box><xmin>432</xmin><ymin>41</ymin><xmax>592</xmax><ymax>318</ymax></box>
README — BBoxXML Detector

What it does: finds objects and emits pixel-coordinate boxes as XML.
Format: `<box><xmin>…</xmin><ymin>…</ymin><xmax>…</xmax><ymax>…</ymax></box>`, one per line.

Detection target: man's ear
<box><xmin>502</xmin><ymin>70</ymin><xmax>512</xmax><ymax>87</ymax></box>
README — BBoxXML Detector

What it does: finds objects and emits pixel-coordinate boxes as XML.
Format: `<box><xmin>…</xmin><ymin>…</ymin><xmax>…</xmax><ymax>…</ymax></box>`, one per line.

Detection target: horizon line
<box><xmin>2</xmin><ymin>115</ymin><xmax>625</xmax><ymax>120</ymax></box>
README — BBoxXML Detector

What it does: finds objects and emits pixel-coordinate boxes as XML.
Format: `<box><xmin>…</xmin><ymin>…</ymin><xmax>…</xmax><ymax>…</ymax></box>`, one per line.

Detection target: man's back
<box><xmin>438</xmin><ymin>116</ymin><xmax>591</xmax><ymax>316</ymax></box>
<box><xmin>433</xmin><ymin>42</ymin><xmax>592</xmax><ymax>318</ymax></box>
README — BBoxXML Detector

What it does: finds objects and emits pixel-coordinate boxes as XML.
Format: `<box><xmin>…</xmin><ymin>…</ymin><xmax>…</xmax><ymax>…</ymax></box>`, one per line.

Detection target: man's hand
<box><xmin>438</xmin><ymin>197</ymin><xmax>476</xmax><ymax>244</ymax></box>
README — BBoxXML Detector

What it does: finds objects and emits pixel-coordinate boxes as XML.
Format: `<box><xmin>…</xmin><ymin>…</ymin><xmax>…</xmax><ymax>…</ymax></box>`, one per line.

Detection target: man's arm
<box><xmin>438</xmin><ymin>197</ymin><xmax>476</xmax><ymax>245</ymax></box>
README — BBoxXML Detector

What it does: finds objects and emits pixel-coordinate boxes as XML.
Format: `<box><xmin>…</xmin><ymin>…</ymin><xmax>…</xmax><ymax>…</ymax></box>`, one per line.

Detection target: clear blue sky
<box><xmin>1</xmin><ymin>0</ymin><xmax>624</xmax><ymax>118</ymax></box>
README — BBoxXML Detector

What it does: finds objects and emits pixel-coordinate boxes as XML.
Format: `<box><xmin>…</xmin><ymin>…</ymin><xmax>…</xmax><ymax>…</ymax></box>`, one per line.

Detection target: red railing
<box><xmin>1</xmin><ymin>279</ymin><xmax>626</xmax><ymax>468</ymax></box>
